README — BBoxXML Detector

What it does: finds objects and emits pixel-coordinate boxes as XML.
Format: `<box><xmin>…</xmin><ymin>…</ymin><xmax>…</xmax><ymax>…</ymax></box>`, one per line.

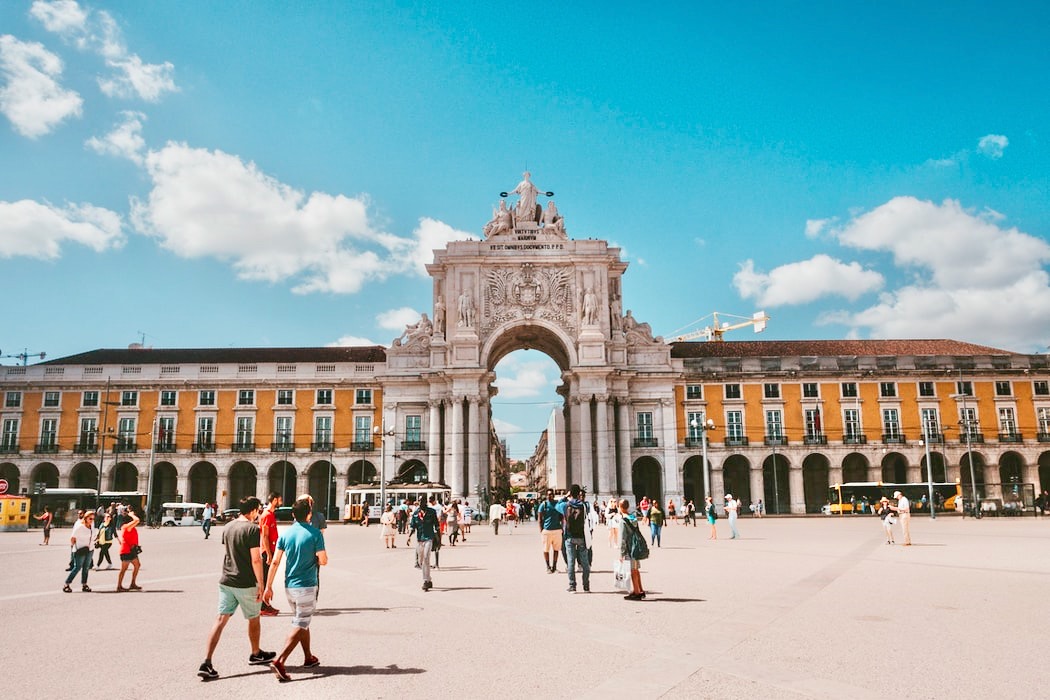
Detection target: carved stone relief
<box><xmin>483</xmin><ymin>263</ymin><xmax>576</xmax><ymax>332</ymax></box>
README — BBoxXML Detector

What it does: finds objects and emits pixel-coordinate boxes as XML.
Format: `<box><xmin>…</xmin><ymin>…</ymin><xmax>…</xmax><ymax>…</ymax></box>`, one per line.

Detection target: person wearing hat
<box><xmin>890</xmin><ymin>491</ymin><xmax>911</xmax><ymax>545</ymax></box>
<box><xmin>877</xmin><ymin>497</ymin><xmax>896</xmax><ymax>544</ymax></box>
<box><xmin>724</xmin><ymin>493</ymin><xmax>740</xmax><ymax>539</ymax></box>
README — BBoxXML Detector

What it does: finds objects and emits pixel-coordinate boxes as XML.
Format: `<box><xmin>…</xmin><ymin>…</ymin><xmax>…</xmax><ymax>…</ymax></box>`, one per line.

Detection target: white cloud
<box><xmin>733</xmin><ymin>255</ymin><xmax>883</xmax><ymax>307</ymax></box>
<box><xmin>328</xmin><ymin>335</ymin><xmax>379</xmax><ymax>347</ymax></box>
<box><xmin>977</xmin><ymin>134</ymin><xmax>1008</xmax><ymax>159</ymax></box>
<box><xmin>130</xmin><ymin>142</ymin><xmax>474</xmax><ymax>296</ymax></box>
<box><xmin>31</xmin><ymin>1</ymin><xmax>177</xmax><ymax>102</ymax></box>
<box><xmin>377</xmin><ymin>307</ymin><xmax>421</xmax><ymax>331</ymax></box>
<box><xmin>826</xmin><ymin>197</ymin><xmax>1050</xmax><ymax>351</ymax></box>
<box><xmin>85</xmin><ymin>110</ymin><xmax>145</xmax><ymax>164</ymax></box>
<box><xmin>491</xmin><ymin>417</ymin><xmax>525</xmax><ymax>437</ymax></box>
<box><xmin>493</xmin><ymin>358</ymin><xmax>559</xmax><ymax>399</ymax></box>
<box><xmin>0</xmin><ymin>199</ymin><xmax>123</xmax><ymax>258</ymax></box>
<box><xmin>0</xmin><ymin>34</ymin><xmax>83</xmax><ymax>137</ymax></box>
<box><xmin>805</xmin><ymin>217</ymin><xmax>835</xmax><ymax>239</ymax></box>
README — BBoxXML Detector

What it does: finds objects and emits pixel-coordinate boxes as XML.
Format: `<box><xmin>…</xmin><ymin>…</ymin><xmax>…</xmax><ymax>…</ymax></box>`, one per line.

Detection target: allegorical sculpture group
<box><xmin>483</xmin><ymin>172</ymin><xmax>565</xmax><ymax>238</ymax></box>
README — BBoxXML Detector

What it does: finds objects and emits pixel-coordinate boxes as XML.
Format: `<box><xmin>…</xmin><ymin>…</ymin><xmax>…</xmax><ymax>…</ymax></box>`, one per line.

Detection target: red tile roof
<box><xmin>43</xmin><ymin>346</ymin><xmax>387</xmax><ymax>365</ymax></box>
<box><xmin>670</xmin><ymin>339</ymin><xmax>1015</xmax><ymax>358</ymax></box>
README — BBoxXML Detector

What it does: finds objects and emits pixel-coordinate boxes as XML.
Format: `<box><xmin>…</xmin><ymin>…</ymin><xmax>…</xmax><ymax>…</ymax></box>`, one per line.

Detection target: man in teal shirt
<box><xmin>263</xmin><ymin>497</ymin><xmax>328</xmax><ymax>682</ymax></box>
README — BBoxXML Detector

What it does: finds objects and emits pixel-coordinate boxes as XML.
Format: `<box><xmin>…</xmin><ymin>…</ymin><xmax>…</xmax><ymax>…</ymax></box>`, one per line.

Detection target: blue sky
<box><xmin>2</xmin><ymin>1</ymin><xmax>1049</xmax><ymax>458</ymax></box>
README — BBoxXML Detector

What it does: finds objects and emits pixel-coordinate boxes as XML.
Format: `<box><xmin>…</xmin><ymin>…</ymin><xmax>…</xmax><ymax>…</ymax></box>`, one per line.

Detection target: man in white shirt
<box><xmin>725</xmin><ymin>494</ymin><xmax>740</xmax><ymax>539</ymax></box>
<box><xmin>489</xmin><ymin>502</ymin><xmax>505</xmax><ymax>535</ymax></box>
<box><xmin>892</xmin><ymin>491</ymin><xmax>912</xmax><ymax>546</ymax></box>
<box><xmin>63</xmin><ymin>511</ymin><xmax>96</xmax><ymax>593</ymax></box>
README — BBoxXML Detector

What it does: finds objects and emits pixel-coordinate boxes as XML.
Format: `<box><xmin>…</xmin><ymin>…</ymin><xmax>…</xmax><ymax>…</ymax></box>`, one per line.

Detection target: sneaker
<box><xmin>82</xmin><ymin>585</ymin><xmax>92</xmax><ymax>592</ymax></box>
<box><xmin>583</xmin><ymin>586</ymin><xmax>590</xmax><ymax>592</ymax></box>
<box><xmin>303</xmin><ymin>656</ymin><xmax>320</xmax><ymax>668</ymax></box>
<box><xmin>249</xmin><ymin>650</ymin><xmax>277</xmax><ymax>665</ymax></box>
<box><xmin>271</xmin><ymin>660</ymin><xmax>291</xmax><ymax>682</ymax></box>
<box><xmin>128</xmin><ymin>584</ymin><xmax>142</xmax><ymax>591</ymax></box>
<box><xmin>197</xmin><ymin>661</ymin><xmax>218</xmax><ymax>679</ymax></box>
<box><xmin>259</xmin><ymin>606</ymin><xmax>279</xmax><ymax>617</ymax></box>
<box><xmin>567</xmin><ymin>586</ymin><xmax>576</xmax><ymax>593</ymax></box>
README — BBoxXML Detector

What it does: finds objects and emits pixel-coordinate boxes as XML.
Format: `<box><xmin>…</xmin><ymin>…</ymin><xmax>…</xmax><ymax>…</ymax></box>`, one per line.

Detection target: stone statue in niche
<box><xmin>433</xmin><ymin>297</ymin><xmax>446</xmax><ymax>336</ymax></box>
<box><xmin>458</xmin><ymin>289</ymin><xmax>476</xmax><ymax>328</ymax></box>
<box><xmin>582</xmin><ymin>287</ymin><xmax>599</xmax><ymax>326</ymax></box>
<box><xmin>610</xmin><ymin>296</ymin><xmax>622</xmax><ymax>332</ymax></box>
<box><xmin>483</xmin><ymin>200</ymin><xmax>514</xmax><ymax>238</ymax></box>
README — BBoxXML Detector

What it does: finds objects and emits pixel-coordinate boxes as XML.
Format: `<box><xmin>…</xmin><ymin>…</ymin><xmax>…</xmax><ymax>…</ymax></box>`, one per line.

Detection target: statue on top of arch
<box><xmin>484</xmin><ymin>172</ymin><xmax>566</xmax><ymax>238</ymax></box>
<box><xmin>389</xmin><ymin>312</ymin><xmax>433</xmax><ymax>353</ymax></box>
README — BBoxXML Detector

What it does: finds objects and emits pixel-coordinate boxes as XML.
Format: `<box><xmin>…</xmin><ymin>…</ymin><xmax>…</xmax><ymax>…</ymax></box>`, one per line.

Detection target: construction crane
<box><xmin>1</xmin><ymin>348</ymin><xmax>47</xmax><ymax>365</ymax></box>
<box><xmin>668</xmin><ymin>311</ymin><xmax>769</xmax><ymax>342</ymax></box>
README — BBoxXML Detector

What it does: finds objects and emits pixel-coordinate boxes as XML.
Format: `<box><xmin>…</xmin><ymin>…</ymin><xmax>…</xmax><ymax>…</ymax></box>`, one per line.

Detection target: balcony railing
<box><xmin>351</xmin><ymin>441</ymin><xmax>375</xmax><ymax>452</ymax></box>
<box><xmin>311</xmin><ymin>441</ymin><xmax>334</xmax><ymax>452</ymax></box>
<box><xmin>231</xmin><ymin>442</ymin><xmax>256</xmax><ymax>453</ymax></box>
<box><xmin>73</xmin><ymin>441</ymin><xmax>98</xmax><ymax>454</ymax></box>
<box><xmin>684</xmin><ymin>437</ymin><xmax>706</xmax><ymax>448</ymax></box>
<box><xmin>764</xmin><ymin>435</ymin><xmax>787</xmax><ymax>446</ymax></box>
<box><xmin>998</xmin><ymin>432</ymin><xmax>1023</xmax><ymax>443</ymax></box>
<box><xmin>154</xmin><ymin>442</ymin><xmax>177</xmax><ymax>453</ymax></box>
<box><xmin>803</xmin><ymin>434</ymin><xmax>828</xmax><ymax>445</ymax></box>
<box><xmin>881</xmin><ymin>434</ymin><xmax>907</xmax><ymax>445</ymax></box>
<box><xmin>401</xmin><ymin>440</ymin><xmax>426</xmax><ymax>451</ymax></box>
<box><xmin>270</xmin><ymin>441</ymin><xmax>296</xmax><ymax>453</ymax></box>
<box><xmin>192</xmin><ymin>441</ymin><xmax>215</xmax><ymax>453</ymax></box>
<box><xmin>113</xmin><ymin>440</ymin><xmax>138</xmax><ymax>453</ymax></box>
<box><xmin>632</xmin><ymin>437</ymin><xmax>659</xmax><ymax>448</ymax></box>
<box><xmin>921</xmin><ymin>433</ymin><xmax>944</xmax><ymax>444</ymax></box>
<box><xmin>959</xmin><ymin>433</ymin><xmax>985</xmax><ymax>444</ymax></box>
<box><xmin>724</xmin><ymin>436</ymin><xmax>749</xmax><ymax>447</ymax></box>
<box><xmin>1038</xmin><ymin>432</ymin><xmax>1050</xmax><ymax>443</ymax></box>
<box><xmin>34</xmin><ymin>443</ymin><xmax>59</xmax><ymax>453</ymax></box>
<box><xmin>0</xmin><ymin>444</ymin><xmax>20</xmax><ymax>454</ymax></box>
<box><xmin>842</xmin><ymin>434</ymin><xmax>868</xmax><ymax>445</ymax></box>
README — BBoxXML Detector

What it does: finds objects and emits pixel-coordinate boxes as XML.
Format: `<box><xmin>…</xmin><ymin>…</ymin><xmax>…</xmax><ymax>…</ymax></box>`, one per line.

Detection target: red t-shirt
<box><xmin>120</xmin><ymin>525</ymin><xmax>139</xmax><ymax>555</ymax></box>
<box><xmin>259</xmin><ymin>509</ymin><xmax>278</xmax><ymax>553</ymax></box>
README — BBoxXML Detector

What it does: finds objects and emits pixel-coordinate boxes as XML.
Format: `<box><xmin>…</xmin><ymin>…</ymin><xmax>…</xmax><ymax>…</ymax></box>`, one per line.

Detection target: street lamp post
<box><xmin>771</xmin><ymin>437</ymin><xmax>781</xmax><ymax>516</ymax></box>
<box><xmin>145</xmin><ymin>417</ymin><xmax>158</xmax><ymax>524</ymax></box>
<box><xmin>280</xmin><ymin>429</ymin><xmax>292</xmax><ymax>505</ymax></box>
<box><xmin>374</xmin><ymin>423</ymin><xmax>395</xmax><ymax>513</ymax></box>
<box><xmin>94</xmin><ymin>381</ymin><xmax>119</xmax><ymax>508</ymax></box>
<box><xmin>921</xmin><ymin>418</ymin><xmax>936</xmax><ymax>520</ymax></box>
<box><xmin>950</xmin><ymin>392</ymin><xmax>980</xmax><ymax>518</ymax></box>
<box><xmin>690</xmin><ymin>416</ymin><xmax>716</xmax><ymax>504</ymax></box>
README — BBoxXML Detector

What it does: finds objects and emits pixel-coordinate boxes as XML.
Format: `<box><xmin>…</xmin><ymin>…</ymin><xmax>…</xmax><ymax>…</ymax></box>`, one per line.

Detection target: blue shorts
<box><xmin>218</xmin><ymin>584</ymin><xmax>262</xmax><ymax>619</ymax></box>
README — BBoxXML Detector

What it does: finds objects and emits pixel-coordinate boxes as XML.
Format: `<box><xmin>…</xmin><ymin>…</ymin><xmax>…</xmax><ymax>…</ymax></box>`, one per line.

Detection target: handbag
<box><xmin>613</xmin><ymin>559</ymin><xmax>630</xmax><ymax>591</ymax></box>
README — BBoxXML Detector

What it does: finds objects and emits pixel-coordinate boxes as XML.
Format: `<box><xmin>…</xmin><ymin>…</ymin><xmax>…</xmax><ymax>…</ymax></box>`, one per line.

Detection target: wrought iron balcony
<box><xmin>351</xmin><ymin>441</ymin><xmax>375</xmax><ymax>452</ymax></box>
<box><xmin>724</xmin><ymin>436</ymin><xmax>749</xmax><ymax>447</ymax></box>
<box><xmin>632</xmin><ymin>437</ymin><xmax>659</xmax><ymax>448</ymax></box>
<box><xmin>959</xmin><ymin>432</ymin><xmax>984</xmax><ymax>444</ymax></box>
<box><xmin>764</xmin><ymin>435</ymin><xmax>787</xmax><ymax>446</ymax></box>
<box><xmin>0</xmin><ymin>443</ymin><xmax>20</xmax><ymax>454</ymax></box>
<box><xmin>113</xmin><ymin>440</ymin><xmax>138</xmax><ymax>453</ymax></box>
<box><xmin>920</xmin><ymin>433</ymin><xmax>944</xmax><ymax>444</ymax></box>
<box><xmin>311</xmin><ymin>441</ymin><xmax>334</xmax><ymax>452</ymax></box>
<box><xmin>270</xmin><ymin>441</ymin><xmax>296</xmax><ymax>453</ymax></box>
<box><xmin>998</xmin><ymin>432</ymin><xmax>1023</xmax><ymax>443</ymax></box>
<box><xmin>73</xmin><ymin>441</ymin><xmax>98</xmax><ymax>454</ymax></box>
<box><xmin>192</xmin><ymin>441</ymin><xmax>216</xmax><ymax>453</ymax></box>
<box><xmin>1038</xmin><ymin>432</ymin><xmax>1050</xmax><ymax>443</ymax></box>
<box><xmin>231</xmin><ymin>442</ymin><xmax>256</xmax><ymax>453</ymax></box>
<box><xmin>684</xmin><ymin>437</ymin><xmax>706</xmax><ymax>448</ymax></box>
<box><xmin>881</xmin><ymin>434</ymin><xmax>907</xmax><ymax>445</ymax></box>
<box><xmin>34</xmin><ymin>443</ymin><xmax>59</xmax><ymax>453</ymax></box>
<box><xmin>154</xmin><ymin>442</ymin><xmax>177</xmax><ymax>453</ymax></box>
<box><xmin>842</xmin><ymin>434</ymin><xmax>868</xmax><ymax>445</ymax></box>
<box><xmin>401</xmin><ymin>440</ymin><xmax>426</xmax><ymax>451</ymax></box>
<box><xmin>803</xmin><ymin>434</ymin><xmax>827</xmax><ymax>446</ymax></box>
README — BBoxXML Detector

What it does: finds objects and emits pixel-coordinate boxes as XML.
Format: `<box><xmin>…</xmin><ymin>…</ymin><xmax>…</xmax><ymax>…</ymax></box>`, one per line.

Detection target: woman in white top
<box><xmin>380</xmin><ymin>505</ymin><xmax>397</xmax><ymax>548</ymax></box>
<box><xmin>606</xmin><ymin>500</ymin><xmax>623</xmax><ymax>548</ymax></box>
<box><xmin>445</xmin><ymin>501</ymin><xmax>461</xmax><ymax>546</ymax></box>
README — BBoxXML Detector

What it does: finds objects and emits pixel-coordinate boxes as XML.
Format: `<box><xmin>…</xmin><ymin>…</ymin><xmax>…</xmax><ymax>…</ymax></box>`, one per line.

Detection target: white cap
<box><xmin>725</xmin><ymin>494</ymin><xmax>732</xmax><ymax>499</ymax></box>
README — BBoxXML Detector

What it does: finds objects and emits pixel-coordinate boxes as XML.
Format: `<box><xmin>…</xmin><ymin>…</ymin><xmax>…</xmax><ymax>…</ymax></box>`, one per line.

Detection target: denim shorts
<box><xmin>218</xmin><ymin>584</ymin><xmax>262</xmax><ymax>619</ymax></box>
<box><xmin>286</xmin><ymin>586</ymin><xmax>318</xmax><ymax>629</ymax></box>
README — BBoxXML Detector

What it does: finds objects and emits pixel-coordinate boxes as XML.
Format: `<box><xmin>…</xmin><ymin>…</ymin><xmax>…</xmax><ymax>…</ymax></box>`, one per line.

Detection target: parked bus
<box><xmin>343</xmin><ymin>483</ymin><xmax>452</xmax><ymax>524</ymax></box>
<box><xmin>29</xmin><ymin>488</ymin><xmax>98</xmax><ymax>526</ymax></box>
<box><xmin>824</xmin><ymin>482</ymin><xmax>961</xmax><ymax>515</ymax></box>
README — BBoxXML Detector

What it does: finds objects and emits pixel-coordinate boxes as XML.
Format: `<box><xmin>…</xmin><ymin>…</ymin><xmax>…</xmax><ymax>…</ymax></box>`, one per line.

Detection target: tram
<box><xmin>343</xmin><ymin>482</ymin><xmax>452</xmax><ymax>523</ymax></box>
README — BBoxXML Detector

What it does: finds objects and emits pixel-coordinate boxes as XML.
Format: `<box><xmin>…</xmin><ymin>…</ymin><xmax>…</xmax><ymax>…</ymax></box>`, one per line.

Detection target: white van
<box><xmin>160</xmin><ymin>502</ymin><xmax>207</xmax><ymax>527</ymax></box>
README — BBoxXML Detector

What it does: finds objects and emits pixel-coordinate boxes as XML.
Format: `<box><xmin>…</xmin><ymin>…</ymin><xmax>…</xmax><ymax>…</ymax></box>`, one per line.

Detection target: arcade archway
<box><xmin>881</xmin><ymin>452</ymin><xmax>908</xmax><ymax>483</ymax></box>
<box><xmin>268</xmin><ymin>461</ymin><xmax>297</xmax><ymax>505</ymax></box>
<box><xmin>998</xmin><ymin>451</ymin><xmax>1024</xmax><ymax>485</ymax></box>
<box><xmin>723</xmin><ymin>455</ymin><xmax>751</xmax><ymax>507</ymax></box>
<box><xmin>802</xmin><ymin>453</ymin><xmax>830</xmax><ymax>514</ymax></box>
<box><xmin>151</xmin><ymin>462</ymin><xmax>177</xmax><ymax>504</ymax></box>
<box><xmin>762</xmin><ymin>454</ymin><xmax>790</xmax><ymax>514</ymax></box>
<box><xmin>70</xmin><ymin>462</ymin><xmax>97</xmax><ymax>489</ymax></box>
<box><xmin>31</xmin><ymin>463</ymin><xmax>59</xmax><ymax>490</ymax></box>
<box><xmin>228</xmin><ymin>461</ymin><xmax>257</xmax><ymax>509</ymax></box>
<box><xmin>0</xmin><ymin>463</ymin><xmax>19</xmax><ymax>493</ymax></box>
<box><xmin>631</xmin><ymin>457</ymin><xmax>662</xmax><ymax>506</ymax></box>
<box><xmin>348</xmin><ymin>460</ymin><xmax>377</xmax><ymax>485</ymax></box>
<box><xmin>307</xmin><ymin>460</ymin><xmax>337</xmax><ymax>518</ymax></box>
<box><xmin>683</xmin><ymin>455</ymin><xmax>706</xmax><ymax>505</ymax></box>
<box><xmin>112</xmin><ymin>462</ymin><xmax>138</xmax><ymax>491</ymax></box>
<box><xmin>842</xmin><ymin>452</ymin><xmax>869</xmax><ymax>483</ymax></box>
<box><xmin>920</xmin><ymin>452</ymin><xmax>947</xmax><ymax>482</ymax></box>
<box><xmin>189</xmin><ymin>462</ymin><xmax>218</xmax><ymax>504</ymax></box>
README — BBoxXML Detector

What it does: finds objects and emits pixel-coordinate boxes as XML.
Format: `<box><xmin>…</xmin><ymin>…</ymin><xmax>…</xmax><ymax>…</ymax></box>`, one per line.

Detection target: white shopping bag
<box><xmin>614</xmin><ymin>559</ymin><xmax>630</xmax><ymax>591</ymax></box>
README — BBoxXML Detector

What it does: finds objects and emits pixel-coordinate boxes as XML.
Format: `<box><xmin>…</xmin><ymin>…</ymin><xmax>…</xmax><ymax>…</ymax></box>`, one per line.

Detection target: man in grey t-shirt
<box><xmin>197</xmin><ymin>497</ymin><xmax>276</xmax><ymax>680</ymax></box>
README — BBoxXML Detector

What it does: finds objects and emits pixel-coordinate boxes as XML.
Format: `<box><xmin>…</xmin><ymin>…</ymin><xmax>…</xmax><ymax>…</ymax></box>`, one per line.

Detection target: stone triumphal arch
<box><xmin>382</xmin><ymin>173</ymin><xmax>679</xmax><ymax>503</ymax></box>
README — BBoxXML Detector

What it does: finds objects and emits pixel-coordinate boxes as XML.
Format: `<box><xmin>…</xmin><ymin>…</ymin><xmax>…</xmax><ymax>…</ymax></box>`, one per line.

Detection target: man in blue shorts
<box><xmin>197</xmin><ymin>497</ymin><xmax>275</xmax><ymax>679</ymax></box>
<box><xmin>263</xmin><ymin>496</ymin><xmax>328</xmax><ymax>682</ymax></box>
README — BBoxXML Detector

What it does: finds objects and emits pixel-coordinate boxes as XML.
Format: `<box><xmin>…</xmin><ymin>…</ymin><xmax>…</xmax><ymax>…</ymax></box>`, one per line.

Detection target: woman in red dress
<box><xmin>117</xmin><ymin>505</ymin><xmax>142</xmax><ymax>591</ymax></box>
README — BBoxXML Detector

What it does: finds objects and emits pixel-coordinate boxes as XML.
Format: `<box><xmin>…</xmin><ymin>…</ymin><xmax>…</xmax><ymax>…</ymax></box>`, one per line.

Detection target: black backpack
<box><xmin>565</xmin><ymin>502</ymin><xmax>586</xmax><ymax>538</ymax></box>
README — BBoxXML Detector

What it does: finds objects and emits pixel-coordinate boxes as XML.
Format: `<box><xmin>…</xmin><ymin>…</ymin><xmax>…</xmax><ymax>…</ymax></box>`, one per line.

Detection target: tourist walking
<box><xmin>537</xmin><ymin>489</ymin><xmax>564</xmax><ymax>573</ymax></box>
<box><xmin>684</xmin><ymin>499</ymin><xmax>696</xmax><ymax>526</ymax></box>
<box><xmin>891</xmin><ymin>490</ymin><xmax>912</xmax><ymax>546</ymax></box>
<box><xmin>649</xmin><ymin>500</ymin><xmax>665</xmax><ymax>546</ymax></box>
<box><xmin>445</xmin><ymin>501</ymin><xmax>461</xmax><ymax>545</ymax></box>
<box><xmin>705</xmin><ymin>497</ymin><xmax>718</xmax><ymax>539</ymax></box>
<box><xmin>264</xmin><ymin>497</ymin><xmax>328</xmax><ymax>682</ymax></box>
<box><xmin>460</xmin><ymin>500</ymin><xmax>472</xmax><ymax>540</ymax></box>
<box><xmin>408</xmin><ymin>498</ymin><xmax>440</xmax><ymax>591</ymax></box>
<box><xmin>380</xmin><ymin>505</ymin><xmax>397</xmax><ymax>548</ymax></box>
<box><xmin>606</xmin><ymin>499</ymin><xmax>622</xmax><ymax>547</ymax></box>
<box><xmin>34</xmin><ymin>506</ymin><xmax>53</xmax><ymax>545</ymax></box>
<box><xmin>619</xmin><ymin>499</ymin><xmax>648</xmax><ymax>600</ymax></box>
<box><xmin>116</xmin><ymin>505</ymin><xmax>142</xmax><ymax>591</ymax></box>
<box><xmin>95</xmin><ymin>512</ymin><xmax>115</xmax><ymax>569</ymax></box>
<box><xmin>562</xmin><ymin>484</ymin><xmax>591</xmax><ymax>593</ymax></box>
<box><xmin>197</xmin><ymin>496</ymin><xmax>276</xmax><ymax>680</ymax></box>
<box><xmin>63</xmin><ymin>510</ymin><xmax>96</xmax><ymax>593</ymax></box>
<box><xmin>725</xmin><ymin>493</ymin><xmax>740</xmax><ymax>539</ymax></box>
<box><xmin>667</xmin><ymin>499</ymin><xmax>677</xmax><ymax>523</ymax></box>
<box><xmin>202</xmin><ymin>503</ymin><xmax>214</xmax><ymax>539</ymax></box>
<box><xmin>877</xmin><ymin>497</ymin><xmax>896</xmax><ymax>544</ymax></box>
<box><xmin>259</xmin><ymin>492</ymin><xmax>282</xmax><ymax>616</ymax></box>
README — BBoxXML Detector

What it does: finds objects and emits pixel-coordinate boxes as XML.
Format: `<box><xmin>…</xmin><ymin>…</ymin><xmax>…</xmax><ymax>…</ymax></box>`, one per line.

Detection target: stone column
<box><xmin>789</xmin><ymin>465</ymin><xmax>805</xmax><ymax>514</ymax></box>
<box><xmin>428</xmin><ymin>400</ymin><xmax>442</xmax><ymax>483</ymax></box>
<box><xmin>217</xmin><ymin>470</ymin><xmax>231</xmax><ymax>510</ymax></box>
<box><xmin>467</xmin><ymin>396</ymin><xmax>481</xmax><ymax>498</ymax></box>
<box><xmin>660</xmin><ymin>398</ymin><xmax>679</xmax><ymax>498</ymax></box>
<box><xmin>750</xmin><ymin>466</ymin><xmax>764</xmax><ymax>513</ymax></box>
<box><xmin>617</xmin><ymin>399</ymin><xmax>631</xmax><ymax>496</ymax></box>
<box><xmin>449</xmin><ymin>396</ymin><xmax>464</xmax><ymax>496</ymax></box>
<box><xmin>177</xmin><ymin>472</ymin><xmax>191</xmax><ymax>503</ymax></box>
<box><xmin>577</xmin><ymin>395</ymin><xmax>593</xmax><ymax>491</ymax></box>
<box><xmin>595</xmin><ymin>395</ymin><xmax>613</xmax><ymax>497</ymax></box>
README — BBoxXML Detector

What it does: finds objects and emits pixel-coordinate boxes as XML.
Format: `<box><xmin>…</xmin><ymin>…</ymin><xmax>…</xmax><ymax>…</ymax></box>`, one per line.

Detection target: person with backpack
<box><xmin>705</xmin><ymin>496</ymin><xmax>718</xmax><ymax>540</ymax></box>
<box><xmin>618</xmin><ymin>498</ymin><xmax>648</xmax><ymax>601</ymax></box>
<box><xmin>562</xmin><ymin>484</ymin><xmax>591</xmax><ymax>593</ymax></box>
<box><xmin>537</xmin><ymin>489</ymin><xmax>564</xmax><ymax>573</ymax></box>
